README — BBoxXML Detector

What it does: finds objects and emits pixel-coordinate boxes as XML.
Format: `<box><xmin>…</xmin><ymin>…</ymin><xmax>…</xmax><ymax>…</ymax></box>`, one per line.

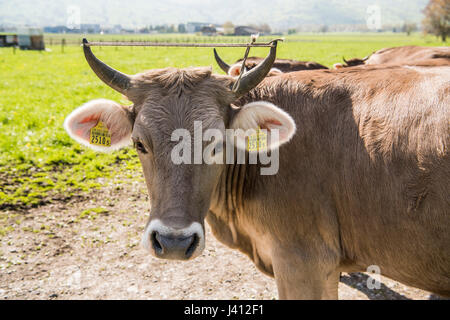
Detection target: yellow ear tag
<box><xmin>247</xmin><ymin>126</ymin><xmax>268</xmax><ymax>152</ymax></box>
<box><xmin>89</xmin><ymin>121</ymin><xmax>111</xmax><ymax>147</ymax></box>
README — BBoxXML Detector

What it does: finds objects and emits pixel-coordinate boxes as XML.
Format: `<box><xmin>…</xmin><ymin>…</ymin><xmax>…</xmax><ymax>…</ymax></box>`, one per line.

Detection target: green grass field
<box><xmin>0</xmin><ymin>33</ymin><xmax>446</xmax><ymax>210</ymax></box>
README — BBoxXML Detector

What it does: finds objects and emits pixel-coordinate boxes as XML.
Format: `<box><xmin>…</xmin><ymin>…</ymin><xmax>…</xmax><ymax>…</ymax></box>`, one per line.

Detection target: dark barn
<box><xmin>234</xmin><ymin>25</ymin><xmax>260</xmax><ymax>36</ymax></box>
<box><xmin>0</xmin><ymin>34</ymin><xmax>18</xmax><ymax>47</ymax></box>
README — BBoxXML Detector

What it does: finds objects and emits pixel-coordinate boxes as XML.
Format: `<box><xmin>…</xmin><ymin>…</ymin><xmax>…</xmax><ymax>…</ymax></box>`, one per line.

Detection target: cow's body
<box><xmin>213</xmin><ymin>49</ymin><xmax>328</xmax><ymax>76</ymax></box>
<box><xmin>336</xmin><ymin>46</ymin><xmax>450</xmax><ymax>68</ymax></box>
<box><xmin>237</xmin><ymin>57</ymin><xmax>329</xmax><ymax>72</ymax></box>
<box><xmin>208</xmin><ymin>65</ymin><xmax>450</xmax><ymax>298</ymax></box>
<box><xmin>366</xmin><ymin>46</ymin><xmax>450</xmax><ymax>65</ymax></box>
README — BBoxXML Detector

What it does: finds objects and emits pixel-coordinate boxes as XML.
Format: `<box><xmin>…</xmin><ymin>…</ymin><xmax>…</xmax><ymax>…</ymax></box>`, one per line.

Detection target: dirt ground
<box><xmin>0</xmin><ymin>173</ymin><xmax>443</xmax><ymax>300</ymax></box>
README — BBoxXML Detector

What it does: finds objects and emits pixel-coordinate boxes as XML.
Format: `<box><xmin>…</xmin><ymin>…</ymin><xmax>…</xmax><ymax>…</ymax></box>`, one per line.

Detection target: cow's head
<box><xmin>213</xmin><ymin>48</ymin><xmax>283</xmax><ymax>77</ymax></box>
<box><xmin>64</xmin><ymin>40</ymin><xmax>295</xmax><ymax>261</ymax></box>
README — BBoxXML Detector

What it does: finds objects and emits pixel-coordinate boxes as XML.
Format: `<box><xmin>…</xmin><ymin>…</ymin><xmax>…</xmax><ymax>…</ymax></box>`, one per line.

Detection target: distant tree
<box><xmin>154</xmin><ymin>25</ymin><xmax>166</xmax><ymax>33</ymax></box>
<box><xmin>422</xmin><ymin>0</ymin><xmax>449</xmax><ymax>42</ymax></box>
<box><xmin>319</xmin><ymin>24</ymin><xmax>329</xmax><ymax>33</ymax></box>
<box><xmin>287</xmin><ymin>28</ymin><xmax>297</xmax><ymax>35</ymax></box>
<box><xmin>223</xmin><ymin>21</ymin><xmax>235</xmax><ymax>35</ymax></box>
<box><xmin>402</xmin><ymin>22</ymin><xmax>418</xmax><ymax>35</ymax></box>
<box><xmin>167</xmin><ymin>25</ymin><xmax>175</xmax><ymax>33</ymax></box>
<box><xmin>178</xmin><ymin>24</ymin><xmax>186</xmax><ymax>33</ymax></box>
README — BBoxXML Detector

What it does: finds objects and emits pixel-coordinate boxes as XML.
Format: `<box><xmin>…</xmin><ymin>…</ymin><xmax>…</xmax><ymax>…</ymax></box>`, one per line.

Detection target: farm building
<box><xmin>201</xmin><ymin>25</ymin><xmax>217</xmax><ymax>36</ymax></box>
<box><xmin>234</xmin><ymin>26</ymin><xmax>260</xmax><ymax>36</ymax></box>
<box><xmin>0</xmin><ymin>34</ymin><xmax>18</xmax><ymax>47</ymax></box>
<box><xmin>16</xmin><ymin>28</ymin><xmax>45</xmax><ymax>50</ymax></box>
<box><xmin>186</xmin><ymin>22</ymin><xmax>215</xmax><ymax>33</ymax></box>
<box><xmin>80</xmin><ymin>24</ymin><xmax>101</xmax><ymax>34</ymax></box>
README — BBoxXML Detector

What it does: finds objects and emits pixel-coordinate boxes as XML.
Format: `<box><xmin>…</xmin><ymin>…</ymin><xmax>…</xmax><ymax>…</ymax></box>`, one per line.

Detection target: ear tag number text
<box><xmin>247</xmin><ymin>126</ymin><xmax>267</xmax><ymax>152</ymax></box>
<box><xmin>90</xmin><ymin>121</ymin><xmax>111</xmax><ymax>147</ymax></box>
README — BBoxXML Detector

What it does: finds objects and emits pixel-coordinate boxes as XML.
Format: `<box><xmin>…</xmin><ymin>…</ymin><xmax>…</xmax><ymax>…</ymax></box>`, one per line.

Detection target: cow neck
<box><xmin>209</xmin><ymin>83</ymin><xmax>279</xmax><ymax>218</ymax></box>
<box><xmin>211</xmin><ymin>155</ymin><xmax>250</xmax><ymax>219</ymax></box>
<box><xmin>209</xmin><ymin>83</ymin><xmax>280</xmax><ymax>218</ymax></box>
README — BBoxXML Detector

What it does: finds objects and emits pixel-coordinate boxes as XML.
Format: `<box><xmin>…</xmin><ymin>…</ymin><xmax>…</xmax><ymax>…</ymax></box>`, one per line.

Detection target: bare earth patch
<box><xmin>0</xmin><ymin>173</ymin><xmax>442</xmax><ymax>300</ymax></box>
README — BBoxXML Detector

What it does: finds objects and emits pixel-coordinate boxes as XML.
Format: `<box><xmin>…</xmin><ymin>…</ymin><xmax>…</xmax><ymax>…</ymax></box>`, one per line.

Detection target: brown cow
<box><xmin>214</xmin><ymin>48</ymin><xmax>328</xmax><ymax>76</ymax></box>
<box><xmin>65</xmin><ymin>40</ymin><xmax>450</xmax><ymax>299</ymax></box>
<box><xmin>334</xmin><ymin>45</ymin><xmax>450</xmax><ymax>68</ymax></box>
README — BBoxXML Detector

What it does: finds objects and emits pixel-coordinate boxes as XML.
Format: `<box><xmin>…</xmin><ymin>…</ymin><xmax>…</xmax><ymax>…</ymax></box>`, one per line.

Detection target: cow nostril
<box><xmin>151</xmin><ymin>231</ymin><xmax>163</xmax><ymax>254</ymax></box>
<box><xmin>185</xmin><ymin>233</ymin><xmax>199</xmax><ymax>258</ymax></box>
<box><xmin>149</xmin><ymin>227</ymin><xmax>201</xmax><ymax>260</ymax></box>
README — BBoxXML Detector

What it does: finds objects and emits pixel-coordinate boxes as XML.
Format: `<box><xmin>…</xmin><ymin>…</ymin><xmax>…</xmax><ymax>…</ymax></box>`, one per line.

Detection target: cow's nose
<box><xmin>143</xmin><ymin>219</ymin><xmax>205</xmax><ymax>260</ymax></box>
<box><xmin>151</xmin><ymin>230</ymin><xmax>199</xmax><ymax>260</ymax></box>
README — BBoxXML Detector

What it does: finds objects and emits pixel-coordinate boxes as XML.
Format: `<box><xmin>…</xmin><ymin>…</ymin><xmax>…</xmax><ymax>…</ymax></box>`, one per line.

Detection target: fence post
<box><xmin>61</xmin><ymin>38</ymin><xmax>66</xmax><ymax>53</ymax></box>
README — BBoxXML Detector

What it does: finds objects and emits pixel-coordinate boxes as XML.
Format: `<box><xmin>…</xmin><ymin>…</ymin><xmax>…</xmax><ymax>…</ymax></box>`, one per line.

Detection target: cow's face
<box><xmin>129</xmin><ymin>68</ymin><xmax>233</xmax><ymax>260</ymax></box>
<box><xmin>64</xmin><ymin>42</ymin><xmax>295</xmax><ymax>261</ymax></box>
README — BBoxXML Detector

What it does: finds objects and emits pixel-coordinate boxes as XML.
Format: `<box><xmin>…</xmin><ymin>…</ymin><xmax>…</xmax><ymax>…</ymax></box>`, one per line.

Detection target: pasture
<box><xmin>0</xmin><ymin>33</ymin><xmax>446</xmax><ymax>299</ymax></box>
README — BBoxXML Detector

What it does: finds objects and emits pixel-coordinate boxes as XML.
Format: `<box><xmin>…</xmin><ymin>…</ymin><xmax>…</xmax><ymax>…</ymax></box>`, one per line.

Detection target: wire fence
<box><xmin>44</xmin><ymin>34</ymin><xmax>278</xmax><ymax>48</ymax></box>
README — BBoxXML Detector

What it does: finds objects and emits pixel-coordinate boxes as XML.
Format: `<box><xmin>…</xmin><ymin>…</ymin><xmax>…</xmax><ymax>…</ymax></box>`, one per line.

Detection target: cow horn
<box><xmin>213</xmin><ymin>48</ymin><xmax>231</xmax><ymax>73</ymax></box>
<box><xmin>232</xmin><ymin>40</ymin><xmax>278</xmax><ymax>96</ymax></box>
<box><xmin>343</xmin><ymin>57</ymin><xmax>349</xmax><ymax>64</ymax></box>
<box><xmin>82</xmin><ymin>38</ymin><xmax>131</xmax><ymax>94</ymax></box>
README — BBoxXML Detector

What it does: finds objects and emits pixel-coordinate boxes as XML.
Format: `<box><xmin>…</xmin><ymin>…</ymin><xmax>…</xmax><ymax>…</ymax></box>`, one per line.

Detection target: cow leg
<box><xmin>274</xmin><ymin>269</ymin><xmax>340</xmax><ymax>300</ymax></box>
<box><xmin>272</xmin><ymin>248</ymin><xmax>340</xmax><ymax>300</ymax></box>
<box><xmin>321</xmin><ymin>271</ymin><xmax>340</xmax><ymax>299</ymax></box>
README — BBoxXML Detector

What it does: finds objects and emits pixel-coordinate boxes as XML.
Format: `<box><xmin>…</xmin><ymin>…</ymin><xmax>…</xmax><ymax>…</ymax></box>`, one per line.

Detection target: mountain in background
<box><xmin>0</xmin><ymin>0</ymin><xmax>429</xmax><ymax>31</ymax></box>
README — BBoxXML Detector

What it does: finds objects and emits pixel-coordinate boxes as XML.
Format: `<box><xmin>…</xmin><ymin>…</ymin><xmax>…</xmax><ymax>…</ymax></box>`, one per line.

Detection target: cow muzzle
<box><xmin>142</xmin><ymin>219</ymin><xmax>205</xmax><ymax>260</ymax></box>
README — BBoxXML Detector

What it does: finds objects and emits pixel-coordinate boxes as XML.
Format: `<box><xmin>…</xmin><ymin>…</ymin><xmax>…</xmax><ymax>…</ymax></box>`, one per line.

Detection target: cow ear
<box><xmin>64</xmin><ymin>99</ymin><xmax>133</xmax><ymax>152</ymax></box>
<box><xmin>229</xmin><ymin>63</ymin><xmax>243</xmax><ymax>77</ymax></box>
<box><xmin>333</xmin><ymin>63</ymin><xmax>344</xmax><ymax>69</ymax></box>
<box><xmin>230</xmin><ymin>101</ymin><xmax>296</xmax><ymax>151</ymax></box>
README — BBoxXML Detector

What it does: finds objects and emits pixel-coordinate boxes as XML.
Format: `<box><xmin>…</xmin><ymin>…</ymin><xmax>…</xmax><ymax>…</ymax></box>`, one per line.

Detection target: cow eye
<box><xmin>212</xmin><ymin>141</ymin><xmax>223</xmax><ymax>156</ymax></box>
<box><xmin>134</xmin><ymin>140</ymin><xmax>147</xmax><ymax>154</ymax></box>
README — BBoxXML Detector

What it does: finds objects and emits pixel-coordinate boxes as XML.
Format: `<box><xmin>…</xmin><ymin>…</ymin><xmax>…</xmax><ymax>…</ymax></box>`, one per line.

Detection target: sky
<box><xmin>0</xmin><ymin>0</ymin><xmax>429</xmax><ymax>31</ymax></box>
